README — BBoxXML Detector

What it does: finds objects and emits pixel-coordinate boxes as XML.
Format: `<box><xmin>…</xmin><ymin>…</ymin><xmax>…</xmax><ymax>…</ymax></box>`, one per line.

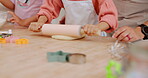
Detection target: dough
<box><xmin>51</xmin><ymin>35</ymin><xmax>85</xmax><ymax>40</ymax></box>
<box><xmin>0</xmin><ymin>11</ymin><xmax>7</xmax><ymax>28</ymax></box>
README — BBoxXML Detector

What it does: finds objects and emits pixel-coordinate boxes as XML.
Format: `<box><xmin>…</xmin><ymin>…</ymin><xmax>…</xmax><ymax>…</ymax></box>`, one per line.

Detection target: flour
<box><xmin>0</xmin><ymin>11</ymin><xmax>7</xmax><ymax>28</ymax></box>
<box><xmin>0</xmin><ymin>19</ymin><xmax>6</xmax><ymax>27</ymax></box>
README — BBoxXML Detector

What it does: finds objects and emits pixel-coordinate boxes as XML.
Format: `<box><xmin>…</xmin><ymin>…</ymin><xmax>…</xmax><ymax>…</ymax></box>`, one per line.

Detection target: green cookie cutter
<box><xmin>106</xmin><ymin>60</ymin><xmax>122</xmax><ymax>78</ymax></box>
<box><xmin>47</xmin><ymin>51</ymin><xmax>70</xmax><ymax>62</ymax></box>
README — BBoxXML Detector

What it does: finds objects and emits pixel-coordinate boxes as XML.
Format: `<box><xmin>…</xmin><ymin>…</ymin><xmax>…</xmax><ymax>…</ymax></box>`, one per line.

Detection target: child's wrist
<box><xmin>20</xmin><ymin>19</ymin><xmax>28</xmax><ymax>26</ymax></box>
<box><xmin>96</xmin><ymin>22</ymin><xmax>110</xmax><ymax>31</ymax></box>
<box><xmin>38</xmin><ymin>15</ymin><xmax>48</xmax><ymax>23</ymax></box>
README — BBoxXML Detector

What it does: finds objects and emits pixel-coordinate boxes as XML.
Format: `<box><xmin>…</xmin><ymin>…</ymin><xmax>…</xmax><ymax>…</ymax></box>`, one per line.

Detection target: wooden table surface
<box><xmin>0</xmin><ymin>25</ymin><xmax>116</xmax><ymax>78</ymax></box>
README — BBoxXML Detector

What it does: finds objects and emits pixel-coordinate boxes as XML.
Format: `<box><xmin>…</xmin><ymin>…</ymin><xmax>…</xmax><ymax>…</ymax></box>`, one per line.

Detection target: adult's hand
<box><xmin>112</xmin><ymin>26</ymin><xmax>144</xmax><ymax>42</ymax></box>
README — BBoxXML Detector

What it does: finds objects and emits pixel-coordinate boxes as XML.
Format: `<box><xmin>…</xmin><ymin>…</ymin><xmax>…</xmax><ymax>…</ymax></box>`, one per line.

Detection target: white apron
<box><xmin>113</xmin><ymin>0</ymin><xmax>148</xmax><ymax>27</ymax></box>
<box><xmin>62</xmin><ymin>0</ymin><xmax>98</xmax><ymax>26</ymax></box>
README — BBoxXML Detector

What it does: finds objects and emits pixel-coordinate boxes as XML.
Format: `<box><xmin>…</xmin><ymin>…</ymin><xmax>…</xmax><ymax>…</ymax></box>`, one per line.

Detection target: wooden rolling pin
<box><xmin>41</xmin><ymin>24</ymin><xmax>105</xmax><ymax>38</ymax></box>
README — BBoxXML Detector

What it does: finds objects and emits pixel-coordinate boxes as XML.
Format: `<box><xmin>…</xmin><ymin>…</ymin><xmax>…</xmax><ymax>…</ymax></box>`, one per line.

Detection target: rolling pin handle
<box><xmin>81</xmin><ymin>29</ymin><xmax>107</xmax><ymax>37</ymax></box>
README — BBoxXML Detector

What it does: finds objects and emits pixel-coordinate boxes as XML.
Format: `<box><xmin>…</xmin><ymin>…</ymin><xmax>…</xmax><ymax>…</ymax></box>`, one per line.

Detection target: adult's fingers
<box><xmin>129</xmin><ymin>37</ymin><xmax>138</xmax><ymax>42</ymax></box>
<box><xmin>128</xmin><ymin>33</ymin><xmax>139</xmax><ymax>42</ymax></box>
<box><xmin>112</xmin><ymin>27</ymin><xmax>127</xmax><ymax>38</ymax></box>
<box><xmin>121</xmin><ymin>37</ymin><xmax>130</xmax><ymax>42</ymax></box>
<box><xmin>117</xmin><ymin>30</ymin><xmax>130</xmax><ymax>41</ymax></box>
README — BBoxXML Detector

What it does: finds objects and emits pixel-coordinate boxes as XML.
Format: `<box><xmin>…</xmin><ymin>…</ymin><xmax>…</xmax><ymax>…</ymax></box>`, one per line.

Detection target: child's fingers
<box><xmin>28</xmin><ymin>25</ymin><xmax>31</xmax><ymax>30</ymax></box>
<box><xmin>8</xmin><ymin>17</ymin><xmax>15</xmax><ymax>21</ymax></box>
<box><xmin>11</xmin><ymin>20</ymin><xmax>16</xmax><ymax>23</ymax></box>
<box><xmin>9</xmin><ymin>17</ymin><xmax>16</xmax><ymax>23</ymax></box>
<box><xmin>87</xmin><ymin>25</ymin><xmax>97</xmax><ymax>36</ymax></box>
<box><xmin>38</xmin><ymin>23</ymin><xmax>43</xmax><ymax>30</ymax></box>
<box><xmin>83</xmin><ymin>25</ymin><xmax>88</xmax><ymax>34</ymax></box>
<box><xmin>83</xmin><ymin>25</ymin><xmax>98</xmax><ymax>36</ymax></box>
<box><xmin>8</xmin><ymin>11</ymin><xmax>17</xmax><ymax>18</ymax></box>
<box><xmin>29</xmin><ymin>22</ymin><xmax>43</xmax><ymax>32</ymax></box>
<box><xmin>28</xmin><ymin>23</ymin><xmax>35</xmax><ymax>31</ymax></box>
<box><xmin>87</xmin><ymin>25</ymin><xmax>93</xmax><ymax>35</ymax></box>
<box><xmin>33</xmin><ymin>23</ymin><xmax>38</xmax><ymax>31</ymax></box>
<box><xmin>82</xmin><ymin>25</ymin><xmax>87</xmax><ymax>33</ymax></box>
<box><xmin>86</xmin><ymin>25</ymin><xmax>91</xmax><ymax>35</ymax></box>
<box><xmin>87</xmin><ymin>27</ymin><xmax>93</xmax><ymax>36</ymax></box>
<box><xmin>90</xmin><ymin>27</ymin><xmax>96</xmax><ymax>36</ymax></box>
<box><xmin>31</xmin><ymin>23</ymin><xmax>36</xmax><ymax>30</ymax></box>
<box><xmin>32</xmin><ymin>23</ymin><xmax>41</xmax><ymax>32</ymax></box>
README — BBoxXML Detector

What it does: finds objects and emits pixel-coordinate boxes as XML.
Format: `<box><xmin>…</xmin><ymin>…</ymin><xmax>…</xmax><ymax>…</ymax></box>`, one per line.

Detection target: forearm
<box><xmin>96</xmin><ymin>22</ymin><xmax>110</xmax><ymax>31</ymax></box>
<box><xmin>22</xmin><ymin>15</ymin><xmax>38</xmax><ymax>26</ymax></box>
<box><xmin>22</xmin><ymin>15</ymin><xmax>48</xmax><ymax>26</ymax></box>
<box><xmin>0</xmin><ymin>0</ymin><xmax>14</xmax><ymax>10</ymax></box>
<box><xmin>37</xmin><ymin>15</ymin><xmax>48</xmax><ymax>23</ymax></box>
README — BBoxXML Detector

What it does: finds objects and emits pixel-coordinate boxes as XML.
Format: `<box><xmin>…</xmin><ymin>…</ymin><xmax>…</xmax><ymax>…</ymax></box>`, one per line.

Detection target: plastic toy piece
<box><xmin>100</xmin><ymin>31</ymin><xmax>107</xmax><ymax>37</ymax></box>
<box><xmin>0</xmin><ymin>29</ymin><xmax>12</xmax><ymax>34</ymax></box>
<box><xmin>106</xmin><ymin>60</ymin><xmax>122</xmax><ymax>78</ymax></box>
<box><xmin>5</xmin><ymin>36</ymin><xmax>20</xmax><ymax>43</ymax></box>
<box><xmin>0</xmin><ymin>38</ymin><xmax>6</xmax><ymax>44</ymax></box>
<box><xmin>15</xmin><ymin>39</ymin><xmax>29</xmax><ymax>44</ymax></box>
<box><xmin>0</xmin><ymin>33</ymin><xmax>12</xmax><ymax>38</ymax></box>
<box><xmin>0</xmin><ymin>29</ymin><xmax>13</xmax><ymax>38</ymax></box>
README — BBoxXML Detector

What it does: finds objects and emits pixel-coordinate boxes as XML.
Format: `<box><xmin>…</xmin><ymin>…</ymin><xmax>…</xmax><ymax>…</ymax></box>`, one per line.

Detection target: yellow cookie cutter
<box><xmin>0</xmin><ymin>38</ymin><xmax>6</xmax><ymax>44</ymax></box>
<box><xmin>15</xmin><ymin>39</ymin><xmax>29</xmax><ymax>44</ymax></box>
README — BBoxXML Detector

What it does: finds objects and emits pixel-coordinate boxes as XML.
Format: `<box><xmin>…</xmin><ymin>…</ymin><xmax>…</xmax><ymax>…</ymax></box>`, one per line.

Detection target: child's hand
<box><xmin>29</xmin><ymin>15</ymin><xmax>47</xmax><ymax>32</ymax></box>
<box><xmin>28</xmin><ymin>22</ymin><xmax>44</xmax><ymax>32</ymax></box>
<box><xmin>82</xmin><ymin>24</ymin><xmax>101</xmax><ymax>36</ymax></box>
<box><xmin>8</xmin><ymin>11</ymin><xmax>26</xmax><ymax>26</ymax></box>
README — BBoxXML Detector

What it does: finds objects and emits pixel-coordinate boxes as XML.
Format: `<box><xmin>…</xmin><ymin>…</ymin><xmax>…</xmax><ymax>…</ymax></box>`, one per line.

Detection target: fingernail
<box><xmin>112</xmin><ymin>35</ymin><xmax>115</xmax><ymax>38</ymax></box>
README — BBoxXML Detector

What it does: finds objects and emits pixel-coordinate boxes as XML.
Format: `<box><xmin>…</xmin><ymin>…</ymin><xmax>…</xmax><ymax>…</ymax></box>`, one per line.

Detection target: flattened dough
<box><xmin>51</xmin><ymin>35</ymin><xmax>85</xmax><ymax>40</ymax></box>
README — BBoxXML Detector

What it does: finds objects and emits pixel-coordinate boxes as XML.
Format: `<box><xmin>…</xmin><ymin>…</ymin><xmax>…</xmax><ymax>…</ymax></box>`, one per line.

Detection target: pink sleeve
<box><xmin>98</xmin><ymin>0</ymin><xmax>118</xmax><ymax>33</ymax></box>
<box><xmin>10</xmin><ymin>0</ymin><xmax>15</xmax><ymax>4</ymax></box>
<box><xmin>37</xmin><ymin>0</ymin><xmax>63</xmax><ymax>23</ymax></box>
